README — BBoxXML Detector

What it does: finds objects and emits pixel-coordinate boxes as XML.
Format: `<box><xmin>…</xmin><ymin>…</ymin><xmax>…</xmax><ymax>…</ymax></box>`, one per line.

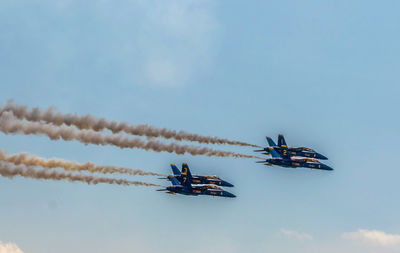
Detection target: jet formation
<box><xmin>158</xmin><ymin>134</ymin><xmax>331</xmax><ymax>198</ymax></box>
<box><xmin>255</xmin><ymin>134</ymin><xmax>332</xmax><ymax>171</ymax></box>
<box><xmin>157</xmin><ymin>163</ymin><xmax>236</xmax><ymax>198</ymax></box>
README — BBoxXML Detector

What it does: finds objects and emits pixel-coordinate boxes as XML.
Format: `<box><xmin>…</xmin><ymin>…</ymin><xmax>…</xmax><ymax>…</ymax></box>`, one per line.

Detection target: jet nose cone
<box><xmin>316</xmin><ymin>153</ymin><xmax>328</xmax><ymax>160</ymax></box>
<box><xmin>224</xmin><ymin>192</ymin><xmax>236</xmax><ymax>198</ymax></box>
<box><xmin>322</xmin><ymin>164</ymin><xmax>333</xmax><ymax>170</ymax></box>
<box><xmin>221</xmin><ymin>180</ymin><xmax>234</xmax><ymax>187</ymax></box>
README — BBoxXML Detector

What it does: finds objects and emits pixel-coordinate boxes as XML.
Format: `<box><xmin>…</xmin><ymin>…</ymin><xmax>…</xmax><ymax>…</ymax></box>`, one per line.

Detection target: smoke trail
<box><xmin>0</xmin><ymin>101</ymin><xmax>259</xmax><ymax>148</ymax></box>
<box><xmin>0</xmin><ymin>150</ymin><xmax>162</xmax><ymax>176</ymax></box>
<box><xmin>0</xmin><ymin>162</ymin><xmax>159</xmax><ymax>186</ymax></box>
<box><xmin>0</xmin><ymin>112</ymin><xmax>258</xmax><ymax>159</ymax></box>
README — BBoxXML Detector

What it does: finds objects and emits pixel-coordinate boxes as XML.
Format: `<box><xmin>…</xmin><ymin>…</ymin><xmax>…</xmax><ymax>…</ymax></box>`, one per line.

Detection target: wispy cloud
<box><xmin>1</xmin><ymin>0</ymin><xmax>219</xmax><ymax>89</ymax></box>
<box><xmin>0</xmin><ymin>241</ymin><xmax>24</xmax><ymax>253</ymax></box>
<box><xmin>138</xmin><ymin>0</ymin><xmax>219</xmax><ymax>87</ymax></box>
<box><xmin>281</xmin><ymin>229</ymin><xmax>313</xmax><ymax>240</ymax></box>
<box><xmin>342</xmin><ymin>229</ymin><xmax>400</xmax><ymax>248</ymax></box>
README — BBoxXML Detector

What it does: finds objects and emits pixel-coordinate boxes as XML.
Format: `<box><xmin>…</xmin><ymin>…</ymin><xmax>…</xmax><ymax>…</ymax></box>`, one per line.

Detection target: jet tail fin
<box><xmin>181</xmin><ymin>163</ymin><xmax>193</xmax><ymax>187</ymax></box>
<box><xmin>266</xmin><ymin>137</ymin><xmax>277</xmax><ymax>147</ymax></box>
<box><xmin>170</xmin><ymin>164</ymin><xmax>181</xmax><ymax>176</ymax></box>
<box><xmin>278</xmin><ymin>134</ymin><xmax>287</xmax><ymax>147</ymax></box>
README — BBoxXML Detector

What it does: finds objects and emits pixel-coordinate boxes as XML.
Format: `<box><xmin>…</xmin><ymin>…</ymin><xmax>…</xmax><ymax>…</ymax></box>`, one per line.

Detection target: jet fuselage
<box><xmin>168</xmin><ymin>175</ymin><xmax>234</xmax><ymax>187</ymax></box>
<box><xmin>166</xmin><ymin>185</ymin><xmax>236</xmax><ymax>198</ymax></box>
<box><xmin>259</xmin><ymin>147</ymin><xmax>328</xmax><ymax>160</ymax></box>
<box><xmin>265</xmin><ymin>157</ymin><xmax>333</xmax><ymax>170</ymax></box>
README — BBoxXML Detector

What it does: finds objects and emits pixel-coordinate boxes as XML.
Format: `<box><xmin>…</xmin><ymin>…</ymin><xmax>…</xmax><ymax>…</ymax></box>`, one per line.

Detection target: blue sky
<box><xmin>0</xmin><ymin>1</ymin><xmax>400</xmax><ymax>252</ymax></box>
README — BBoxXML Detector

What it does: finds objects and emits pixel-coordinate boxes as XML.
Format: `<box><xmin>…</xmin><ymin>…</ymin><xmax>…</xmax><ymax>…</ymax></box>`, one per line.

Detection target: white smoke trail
<box><xmin>0</xmin><ymin>100</ymin><xmax>259</xmax><ymax>147</ymax></box>
<box><xmin>0</xmin><ymin>162</ymin><xmax>159</xmax><ymax>187</ymax></box>
<box><xmin>0</xmin><ymin>112</ymin><xmax>258</xmax><ymax>159</ymax></box>
<box><xmin>0</xmin><ymin>150</ymin><xmax>162</xmax><ymax>176</ymax></box>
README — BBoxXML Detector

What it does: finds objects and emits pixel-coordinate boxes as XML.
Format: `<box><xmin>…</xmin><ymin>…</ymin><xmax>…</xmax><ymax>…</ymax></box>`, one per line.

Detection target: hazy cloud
<box><xmin>0</xmin><ymin>0</ymin><xmax>219</xmax><ymax>89</ymax></box>
<box><xmin>342</xmin><ymin>229</ymin><xmax>400</xmax><ymax>248</ymax></box>
<box><xmin>281</xmin><ymin>229</ymin><xmax>313</xmax><ymax>241</ymax></box>
<box><xmin>138</xmin><ymin>0</ymin><xmax>219</xmax><ymax>87</ymax></box>
<box><xmin>0</xmin><ymin>241</ymin><xmax>24</xmax><ymax>253</ymax></box>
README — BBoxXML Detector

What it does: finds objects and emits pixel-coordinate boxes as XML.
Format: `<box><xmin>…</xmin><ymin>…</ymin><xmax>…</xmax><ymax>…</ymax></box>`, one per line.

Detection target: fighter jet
<box><xmin>255</xmin><ymin>134</ymin><xmax>328</xmax><ymax>160</ymax></box>
<box><xmin>257</xmin><ymin>147</ymin><xmax>333</xmax><ymax>171</ymax></box>
<box><xmin>157</xmin><ymin>164</ymin><xmax>236</xmax><ymax>198</ymax></box>
<box><xmin>162</xmin><ymin>163</ymin><xmax>234</xmax><ymax>187</ymax></box>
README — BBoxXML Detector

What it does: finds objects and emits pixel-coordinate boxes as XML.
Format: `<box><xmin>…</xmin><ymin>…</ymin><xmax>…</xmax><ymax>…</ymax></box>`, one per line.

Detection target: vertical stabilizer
<box><xmin>278</xmin><ymin>134</ymin><xmax>287</xmax><ymax>147</ymax></box>
<box><xmin>170</xmin><ymin>164</ymin><xmax>181</xmax><ymax>176</ymax></box>
<box><xmin>181</xmin><ymin>163</ymin><xmax>193</xmax><ymax>187</ymax></box>
<box><xmin>266</xmin><ymin>136</ymin><xmax>277</xmax><ymax>147</ymax></box>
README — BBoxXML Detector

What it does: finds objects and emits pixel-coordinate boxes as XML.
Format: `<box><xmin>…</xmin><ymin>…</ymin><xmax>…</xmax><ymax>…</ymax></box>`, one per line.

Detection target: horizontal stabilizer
<box><xmin>268</xmin><ymin>147</ymin><xmax>281</xmax><ymax>158</ymax></box>
<box><xmin>170</xmin><ymin>177</ymin><xmax>181</xmax><ymax>186</ymax></box>
<box><xmin>254</xmin><ymin>149</ymin><xmax>266</xmax><ymax>152</ymax></box>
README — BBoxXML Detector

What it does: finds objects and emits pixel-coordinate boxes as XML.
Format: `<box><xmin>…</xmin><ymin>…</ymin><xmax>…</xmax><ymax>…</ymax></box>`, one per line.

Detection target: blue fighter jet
<box><xmin>157</xmin><ymin>164</ymin><xmax>236</xmax><ymax>198</ymax></box>
<box><xmin>255</xmin><ymin>134</ymin><xmax>328</xmax><ymax>160</ymax></box>
<box><xmin>257</xmin><ymin>147</ymin><xmax>333</xmax><ymax>171</ymax></box>
<box><xmin>162</xmin><ymin>163</ymin><xmax>234</xmax><ymax>187</ymax></box>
